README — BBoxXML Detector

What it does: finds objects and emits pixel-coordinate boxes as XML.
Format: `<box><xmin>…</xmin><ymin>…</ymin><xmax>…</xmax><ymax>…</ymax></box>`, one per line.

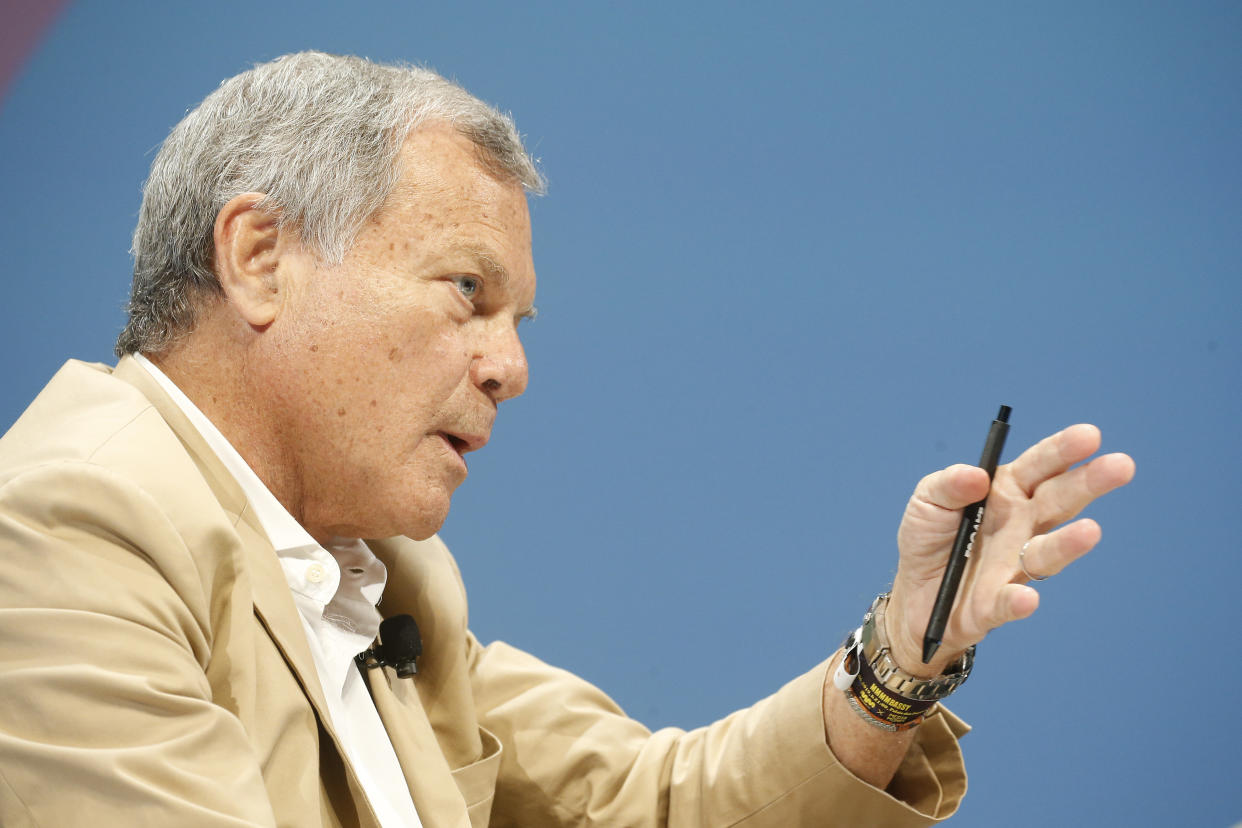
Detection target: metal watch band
<box><xmin>860</xmin><ymin>592</ymin><xmax>974</xmax><ymax>702</ymax></box>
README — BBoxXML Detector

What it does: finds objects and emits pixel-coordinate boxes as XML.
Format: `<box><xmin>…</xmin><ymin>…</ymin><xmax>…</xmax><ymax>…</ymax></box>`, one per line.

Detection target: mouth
<box><xmin>438</xmin><ymin>430</ymin><xmax>489</xmax><ymax>457</ymax></box>
<box><xmin>441</xmin><ymin>433</ymin><xmax>469</xmax><ymax>455</ymax></box>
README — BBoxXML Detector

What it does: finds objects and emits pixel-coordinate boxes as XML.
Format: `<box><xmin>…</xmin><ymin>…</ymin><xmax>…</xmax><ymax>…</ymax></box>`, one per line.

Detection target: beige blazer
<box><xmin>0</xmin><ymin>358</ymin><xmax>967</xmax><ymax>827</ymax></box>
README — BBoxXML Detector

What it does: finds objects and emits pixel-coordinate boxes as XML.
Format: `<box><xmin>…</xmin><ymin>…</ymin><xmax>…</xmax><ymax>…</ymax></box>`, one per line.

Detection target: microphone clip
<box><xmin>355</xmin><ymin>614</ymin><xmax>422</xmax><ymax>678</ymax></box>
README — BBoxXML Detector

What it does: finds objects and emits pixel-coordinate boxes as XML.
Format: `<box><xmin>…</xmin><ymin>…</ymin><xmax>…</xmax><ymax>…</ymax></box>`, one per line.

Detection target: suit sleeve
<box><xmin>469</xmin><ymin>634</ymin><xmax>967</xmax><ymax>827</ymax></box>
<box><xmin>0</xmin><ymin>463</ymin><xmax>278</xmax><ymax>828</ymax></box>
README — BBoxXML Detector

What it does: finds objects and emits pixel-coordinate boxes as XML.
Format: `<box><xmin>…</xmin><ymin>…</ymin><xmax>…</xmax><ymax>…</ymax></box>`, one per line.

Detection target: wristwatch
<box><xmin>859</xmin><ymin>592</ymin><xmax>974</xmax><ymax>702</ymax></box>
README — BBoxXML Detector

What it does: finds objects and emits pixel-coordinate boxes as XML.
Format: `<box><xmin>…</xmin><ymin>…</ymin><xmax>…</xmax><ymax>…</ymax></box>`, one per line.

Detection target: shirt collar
<box><xmin>133</xmin><ymin>355</ymin><xmax>387</xmax><ymax>698</ymax></box>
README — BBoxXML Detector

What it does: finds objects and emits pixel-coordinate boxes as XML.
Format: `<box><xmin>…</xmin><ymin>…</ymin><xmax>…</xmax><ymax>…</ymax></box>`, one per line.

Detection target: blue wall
<box><xmin>2</xmin><ymin>2</ymin><xmax>1239</xmax><ymax>824</ymax></box>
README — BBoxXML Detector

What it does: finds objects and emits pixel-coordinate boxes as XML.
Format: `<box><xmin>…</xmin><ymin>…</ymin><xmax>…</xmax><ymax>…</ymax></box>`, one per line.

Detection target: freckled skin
<box><xmin>239</xmin><ymin>125</ymin><xmax>535</xmax><ymax>541</ymax></box>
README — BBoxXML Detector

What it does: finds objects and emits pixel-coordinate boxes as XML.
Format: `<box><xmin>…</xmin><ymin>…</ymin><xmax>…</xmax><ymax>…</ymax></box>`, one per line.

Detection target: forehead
<box><xmin>347</xmin><ymin>124</ymin><xmax>536</xmax><ymax>309</ymax></box>
<box><xmin>383</xmin><ymin>124</ymin><xmax>533</xmax><ymax>246</ymax></box>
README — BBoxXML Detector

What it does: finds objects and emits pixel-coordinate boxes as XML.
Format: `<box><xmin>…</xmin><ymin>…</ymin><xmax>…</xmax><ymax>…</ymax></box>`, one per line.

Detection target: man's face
<box><xmin>263</xmin><ymin>124</ymin><xmax>536</xmax><ymax>541</ymax></box>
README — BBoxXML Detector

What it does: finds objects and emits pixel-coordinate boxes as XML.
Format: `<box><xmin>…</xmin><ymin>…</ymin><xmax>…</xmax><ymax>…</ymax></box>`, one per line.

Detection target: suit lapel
<box><xmin>362</xmin><ymin>533</ymin><xmax>484</xmax><ymax>824</ymax></box>
<box><xmin>365</xmin><ymin>665</ymin><xmax>471</xmax><ymax>828</ymax></box>
<box><xmin>112</xmin><ymin>356</ymin><xmax>381</xmax><ymax>827</ymax></box>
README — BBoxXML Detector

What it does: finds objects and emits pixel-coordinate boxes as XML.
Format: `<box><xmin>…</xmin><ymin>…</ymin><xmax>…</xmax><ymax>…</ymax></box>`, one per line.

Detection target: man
<box><xmin>0</xmin><ymin>52</ymin><xmax>1133</xmax><ymax>827</ymax></box>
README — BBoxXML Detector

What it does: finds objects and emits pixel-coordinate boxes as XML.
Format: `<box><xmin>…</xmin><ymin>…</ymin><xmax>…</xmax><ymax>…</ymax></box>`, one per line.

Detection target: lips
<box><xmin>438</xmin><ymin>428</ymin><xmax>489</xmax><ymax>456</ymax></box>
<box><xmin>442</xmin><ymin>433</ymin><xmax>469</xmax><ymax>454</ymax></box>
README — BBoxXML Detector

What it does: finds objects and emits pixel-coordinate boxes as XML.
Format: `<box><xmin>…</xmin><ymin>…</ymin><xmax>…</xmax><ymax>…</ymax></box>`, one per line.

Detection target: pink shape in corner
<box><xmin>1</xmin><ymin>0</ymin><xmax>74</xmax><ymax>105</ymax></box>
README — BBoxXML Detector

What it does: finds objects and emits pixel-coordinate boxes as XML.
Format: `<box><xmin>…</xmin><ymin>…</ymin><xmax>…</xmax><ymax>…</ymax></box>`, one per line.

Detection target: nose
<box><xmin>471</xmin><ymin>322</ymin><xmax>529</xmax><ymax>403</ymax></box>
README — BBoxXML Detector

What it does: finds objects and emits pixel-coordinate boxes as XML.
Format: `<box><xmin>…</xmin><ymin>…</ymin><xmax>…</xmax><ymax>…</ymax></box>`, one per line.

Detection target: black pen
<box><xmin>922</xmin><ymin>405</ymin><xmax>1012</xmax><ymax>664</ymax></box>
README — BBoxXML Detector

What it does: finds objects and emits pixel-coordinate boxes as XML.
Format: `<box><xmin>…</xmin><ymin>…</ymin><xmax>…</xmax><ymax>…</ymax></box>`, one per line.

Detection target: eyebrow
<box><xmin>461</xmin><ymin>245</ymin><xmax>538</xmax><ymax>320</ymax></box>
<box><xmin>465</xmin><ymin>246</ymin><xmax>509</xmax><ymax>288</ymax></box>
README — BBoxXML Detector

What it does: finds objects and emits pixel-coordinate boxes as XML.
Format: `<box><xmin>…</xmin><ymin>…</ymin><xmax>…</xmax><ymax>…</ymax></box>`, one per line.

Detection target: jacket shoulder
<box><xmin>1</xmin><ymin>359</ymin><xmax>226</xmax><ymax>511</ymax></box>
<box><xmin>0</xmin><ymin>360</ymin><xmax>247</xmax><ymax>595</ymax></box>
<box><xmin>1</xmin><ymin>360</ymin><xmax>155</xmax><ymax>472</ymax></box>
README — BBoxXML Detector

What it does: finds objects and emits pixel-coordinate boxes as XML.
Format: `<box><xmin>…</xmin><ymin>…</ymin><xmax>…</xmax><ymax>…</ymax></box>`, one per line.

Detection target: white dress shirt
<box><xmin>135</xmin><ymin>354</ymin><xmax>423</xmax><ymax>828</ymax></box>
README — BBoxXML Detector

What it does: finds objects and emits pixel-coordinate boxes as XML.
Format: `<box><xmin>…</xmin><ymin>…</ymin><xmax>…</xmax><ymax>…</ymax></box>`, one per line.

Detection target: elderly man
<box><xmin>0</xmin><ymin>53</ymin><xmax>1133</xmax><ymax>827</ymax></box>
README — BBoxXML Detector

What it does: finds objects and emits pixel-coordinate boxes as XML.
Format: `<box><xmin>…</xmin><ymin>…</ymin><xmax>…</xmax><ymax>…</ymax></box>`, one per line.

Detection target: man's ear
<box><xmin>213</xmin><ymin>192</ymin><xmax>292</xmax><ymax>328</ymax></box>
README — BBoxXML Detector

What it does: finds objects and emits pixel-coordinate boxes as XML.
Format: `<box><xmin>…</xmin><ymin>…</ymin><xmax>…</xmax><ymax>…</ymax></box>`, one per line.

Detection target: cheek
<box><xmin>353</xmin><ymin>305</ymin><xmax>445</xmax><ymax>369</ymax></box>
<box><xmin>404</xmin><ymin>323</ymin><xmax>473</xmax><ymax>379</ymax></box>
<box><xmin>356</xmin><ymin>325</ymin><xmax>473</xmax><ymax>422</ymax></box>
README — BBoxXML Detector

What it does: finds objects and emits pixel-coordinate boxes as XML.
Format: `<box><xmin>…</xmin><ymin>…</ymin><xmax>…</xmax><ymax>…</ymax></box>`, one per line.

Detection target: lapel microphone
<box><xmin>355</xmin><ymin>614</ymin><xmax>423</xmax><ymax>678</ymax></box>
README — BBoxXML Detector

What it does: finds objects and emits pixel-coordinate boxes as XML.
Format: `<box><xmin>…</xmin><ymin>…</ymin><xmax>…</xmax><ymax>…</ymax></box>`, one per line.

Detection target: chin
<box><xmin>392</xmin><ymin>498</ymin><xmax>452</xmax><ymax>541</ymax></box>
<box><xmin>318</xmin><ymin>500</ymin><xmax>449</xmax><ymax>542</ymax></box>
<box><xmin>343</xmin><ymin>479</ymin><xmax>454</xmax><ymax>540</ymax></box>
<box><xmin>401</xmin><ymin>518</ymin><xmax>446</xmax><ymax>541</ymax></box>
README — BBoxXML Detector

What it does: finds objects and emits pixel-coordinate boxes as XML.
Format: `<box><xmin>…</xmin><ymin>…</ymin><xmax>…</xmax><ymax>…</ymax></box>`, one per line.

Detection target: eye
<box><xmin>452</xmin><ymin>275</ymin><xmax>480</xmax><ymax>300</ymax></box>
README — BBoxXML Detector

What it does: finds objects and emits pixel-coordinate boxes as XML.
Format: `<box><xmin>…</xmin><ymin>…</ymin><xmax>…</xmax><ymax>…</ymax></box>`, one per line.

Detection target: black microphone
<box><xmin>379</xmin><ymin>615</ymin><xmax>422</xmax><ymax>678</ymax></box>
<box><xmin>355</xmin><ymin>614</ymin><xmax>422</xmax><ymax>678</ymax></box>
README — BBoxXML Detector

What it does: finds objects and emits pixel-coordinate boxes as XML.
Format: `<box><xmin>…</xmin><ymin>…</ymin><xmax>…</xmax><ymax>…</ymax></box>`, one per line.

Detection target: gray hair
<box><xmin>117</xmin><ymin>51</ymin><xmax>544</xmax><ymax>356</ymax></box>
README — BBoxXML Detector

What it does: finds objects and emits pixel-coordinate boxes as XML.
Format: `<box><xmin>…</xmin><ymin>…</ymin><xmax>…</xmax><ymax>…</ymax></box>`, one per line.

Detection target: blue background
<box><xmin>2</xmin><ymin>2</ymin><xmax>1239</xmax><ymax>825</ymax></box>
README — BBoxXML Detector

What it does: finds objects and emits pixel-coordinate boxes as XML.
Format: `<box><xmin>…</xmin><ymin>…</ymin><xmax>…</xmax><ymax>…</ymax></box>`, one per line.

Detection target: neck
<box><xmin>149</xmin><ymin>315</ymin><xmax>308</xmax><ymax>532</ymax></box>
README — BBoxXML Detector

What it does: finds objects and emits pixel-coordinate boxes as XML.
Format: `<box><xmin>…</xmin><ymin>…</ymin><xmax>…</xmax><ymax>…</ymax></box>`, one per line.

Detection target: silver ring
<box><xmin>1019</xmin><ymin>540</ymin><xmax>1049</xmax><ymax>581</ymax></box>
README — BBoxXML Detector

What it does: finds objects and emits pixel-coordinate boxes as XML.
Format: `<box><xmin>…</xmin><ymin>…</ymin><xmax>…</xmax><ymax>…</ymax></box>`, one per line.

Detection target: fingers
<box><xmin>993</xmin><ymin>583</ymin><xmax>1040</xmax><ymax>627</ymax></box>
<box><xmin>912</xmin><ymin>463</ymin><xmax>991</xmax><ymax>512</ymax></box>
<box><xmin>1007</xmin><ymin>424</ymin><xmax>1102</xmax><ymax>497</ymax></box>
<box><xmin>1013</xmin><ymin>518</ymin><xmax>1101</xmax><ymax>582</ymax></box>
<box><xmin>1028</xmin><ymin>451</ymin><xmax>1136</xmax><ymax>531</ymax></box>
